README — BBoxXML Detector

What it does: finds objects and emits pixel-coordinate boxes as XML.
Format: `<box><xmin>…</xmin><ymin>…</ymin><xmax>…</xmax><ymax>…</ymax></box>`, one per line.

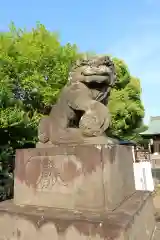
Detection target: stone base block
<box><xmin>14</xmin><ymin>144</ymin><xmax>135</xmax><ymax>212</ymax></box>
<box><xmin>0</xmin><ymin>192</ymin><xmax>156</xmax><ymax>240</ymax></box>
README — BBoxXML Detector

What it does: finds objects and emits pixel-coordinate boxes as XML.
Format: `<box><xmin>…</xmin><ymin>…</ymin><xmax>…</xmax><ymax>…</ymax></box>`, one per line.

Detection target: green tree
<box><xmin>0</xmin><ymin>23</ymin><xmax>80</xmax><ymax>199</ymax></box>
<box><xmin>108</xmin><ymin>58</ymin><xmax>145</xmax><ymax>139</ymax></box>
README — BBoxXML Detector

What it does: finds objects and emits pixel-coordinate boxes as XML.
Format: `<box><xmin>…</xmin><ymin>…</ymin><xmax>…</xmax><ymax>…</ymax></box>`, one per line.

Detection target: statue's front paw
<box><xmin>38</xmin><ymin>133</ymin><xmax>49</xmax><ymax>143</ymax></box>
<box><xmin>38</xmin><ymin>116</ymin><xmax>50</xmax><ymax>143</ymax></box>
<box><xmin>79</xmin><ymin>102</ymin><xmax>110</xmax><ymax>137</ymax></box>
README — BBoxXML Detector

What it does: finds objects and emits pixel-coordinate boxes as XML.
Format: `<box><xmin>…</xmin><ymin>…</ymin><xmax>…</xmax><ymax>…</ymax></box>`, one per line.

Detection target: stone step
<box><xmin>0</xmin><ymin>191</ymin><xmax>156</xmax><ymax>240</ymax></box>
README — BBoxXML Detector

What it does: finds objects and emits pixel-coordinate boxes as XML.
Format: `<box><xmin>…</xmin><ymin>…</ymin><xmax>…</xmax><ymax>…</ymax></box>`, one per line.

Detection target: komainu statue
<box><xmin>37</xmin><ymin>55</ymin><xmax>116</xmax><ymax>147</ymax></box>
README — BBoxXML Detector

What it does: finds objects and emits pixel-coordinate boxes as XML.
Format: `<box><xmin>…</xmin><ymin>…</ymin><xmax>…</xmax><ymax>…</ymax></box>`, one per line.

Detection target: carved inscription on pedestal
<box><xmin>24</xmin><ymin>155</ymin><xmax>83</xmax><ymax>191</ymax></box>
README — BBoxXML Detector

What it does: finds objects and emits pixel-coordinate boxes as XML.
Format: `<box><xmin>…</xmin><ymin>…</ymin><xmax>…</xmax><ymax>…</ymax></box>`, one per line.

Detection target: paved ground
<box><xmin>153</xmin><ymin>223</ymin><xmax>160</xmax><ymax>239</ymax></box>
<box><xmin>152</xmin><ymin>195</ymin><xmax>160</xmax><ymax>239</ymax></box>
<box><xmin>153</xmin><ymin>195</ymin><xmax>160</xmax><ymax>208</ymax></box>
<box><xmin>153</xmin><ymin>230</ymin><xmax>160</xmax><ymax>239</ymax></box>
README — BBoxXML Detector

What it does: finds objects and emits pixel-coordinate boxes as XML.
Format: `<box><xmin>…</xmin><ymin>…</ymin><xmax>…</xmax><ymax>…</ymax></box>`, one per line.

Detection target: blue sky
<box><xmin>0</xmin><ymin>0</ymin><xmax>160</xmax><ymax>123</ymax></box>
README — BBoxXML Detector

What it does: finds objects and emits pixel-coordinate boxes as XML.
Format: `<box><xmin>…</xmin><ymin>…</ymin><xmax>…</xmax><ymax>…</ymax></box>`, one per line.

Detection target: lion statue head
<box><xmin>68</xmin><ymin>55</ymin><xmax>116</xmax><ymax>104</ymax></box>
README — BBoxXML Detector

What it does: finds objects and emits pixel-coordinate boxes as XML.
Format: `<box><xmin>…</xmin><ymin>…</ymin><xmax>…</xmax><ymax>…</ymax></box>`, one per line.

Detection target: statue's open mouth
<box><xmin>82</xmin><ymin>80</ymin><xmax>107</xmax><ymax>90</ymax></box>
<box><xmin>82</xmin><ymin>75</ymin><xmax>108</xmax><ymax>83</ymax></box>
<box><xmin>82</xmin><ymin>81</ymin><xmax>108</xmax><ymax>103</ymax></box>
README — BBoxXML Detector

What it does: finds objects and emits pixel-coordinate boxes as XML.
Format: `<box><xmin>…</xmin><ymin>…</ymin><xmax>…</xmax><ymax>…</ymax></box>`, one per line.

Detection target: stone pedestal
<box><xmin>0</xmin><ymin>192</ymin><xmax>156</xmax><ymax>240</ymax></box>
<box><xmin>14</xmin><ymin>144</ymin><xmax>135</xmax><ymax>212</ymax></box>
<box><xmin>0</xmin><ymin>144</ymin><xmax>156</xmax><ymax>239</ymax></box>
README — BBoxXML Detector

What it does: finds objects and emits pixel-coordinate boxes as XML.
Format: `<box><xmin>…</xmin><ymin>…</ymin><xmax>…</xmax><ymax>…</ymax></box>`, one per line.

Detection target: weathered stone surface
<box><xmin>14</xmin><ymin>144</ymin><xmax>135</xmax><ymax>211</ymax></box>
<box><xmin>153</xmin><ymin>228</ymin><xmax>160</xmax><ymax>240</ymax></box>
<box><xmin>0</xmin><ymin>192</ymin><xmax>156</xmax><ymax>240</ymax></box>
<box><xmin>37</xmin><ymin>56</ymin><xmax>116</xmax><ymax>147</ymax></box>
<box><xmin>102</xmin><ymin>144</ymin><xmax>135</xmax><ymax>211</ymax></box>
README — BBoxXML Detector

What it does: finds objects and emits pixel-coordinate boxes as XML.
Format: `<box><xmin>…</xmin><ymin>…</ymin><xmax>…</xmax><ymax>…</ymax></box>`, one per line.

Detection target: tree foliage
<box><xmin>0</xmin><ymin>23</ymin><xmax>145</xmax><ymax>199</ymax></box>
<box><xmin>0</xmin><ymin>23</ymin><xmax>80</xmax><ymax>199</ymax></box>
<box><xmin>108</xmin><ymin>58</ymin><xmax>145</xmax><ymax>139</ymax></box>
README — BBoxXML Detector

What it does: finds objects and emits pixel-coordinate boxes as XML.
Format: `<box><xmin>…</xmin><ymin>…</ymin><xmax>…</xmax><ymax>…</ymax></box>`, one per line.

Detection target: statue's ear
<box><xmin>75</xmin><ymin>59</ymin><xmax>81</xmax><ymax>66</ymax></box>
<box><xmin>75</xmin><ymin>58</ymin><xmax>88</xmax><ymax>67</ymax></box>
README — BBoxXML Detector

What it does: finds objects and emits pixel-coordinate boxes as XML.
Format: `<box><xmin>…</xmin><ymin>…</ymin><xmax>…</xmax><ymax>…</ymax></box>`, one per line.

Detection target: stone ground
<box><xmin>153</xmin><ymin>194</ymin><xmax>160</xmax><ymax>239</ymax></box>
<box><xmin>153</xmin><ymin>223</ymin><xmax>160</xmax><ymax>239</ymax></box>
